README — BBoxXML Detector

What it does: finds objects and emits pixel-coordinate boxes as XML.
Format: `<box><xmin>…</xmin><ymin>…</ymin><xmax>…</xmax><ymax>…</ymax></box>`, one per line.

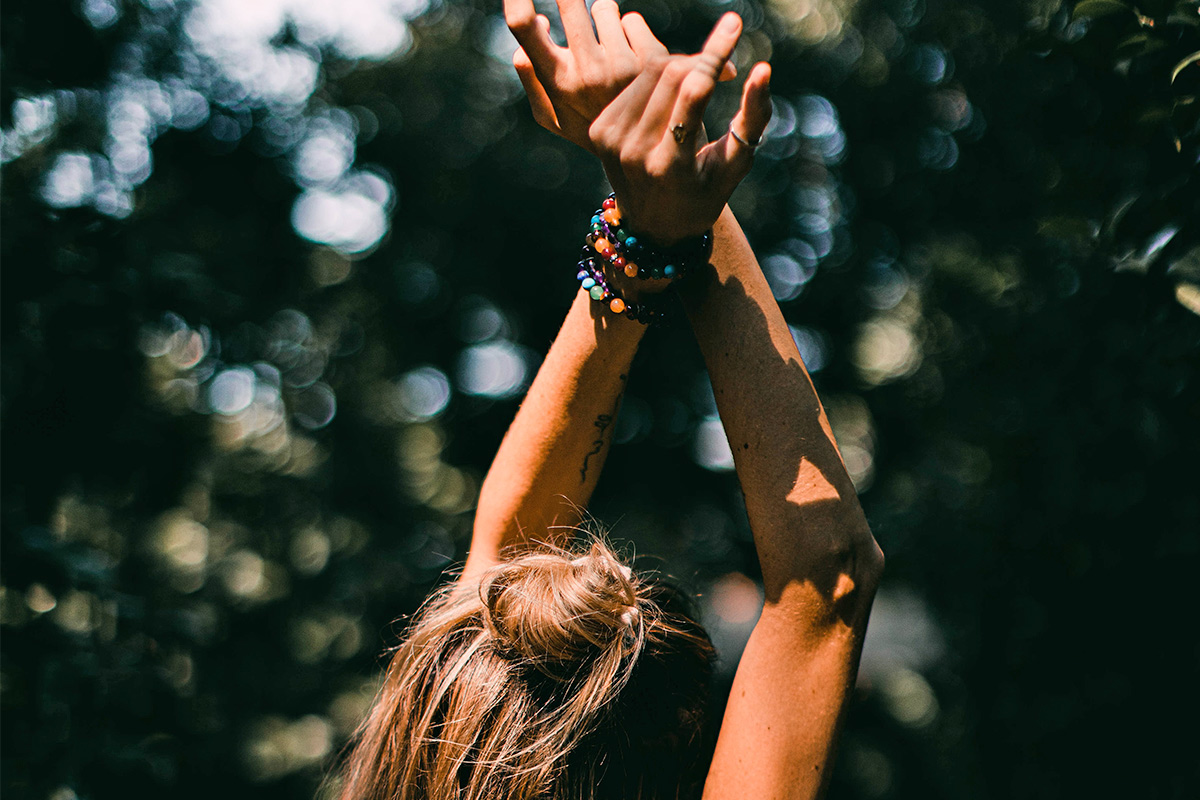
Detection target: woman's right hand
<box><xmin>587</xmin><ymin>14</ymin><xmax>772</xmax><ymax>246</ymax></box>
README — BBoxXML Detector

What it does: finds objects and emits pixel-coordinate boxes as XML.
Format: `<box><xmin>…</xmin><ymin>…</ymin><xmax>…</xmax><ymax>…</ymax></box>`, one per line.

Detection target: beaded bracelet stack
<box><xmin>576</xmin><ymin>250</ymin><xmax>671</xmax><ymax>324</ymax></box>
<box><xmin>576</xmin><ymin>194</ymin><xmax>712</xmax><ymax>324</ymax></box>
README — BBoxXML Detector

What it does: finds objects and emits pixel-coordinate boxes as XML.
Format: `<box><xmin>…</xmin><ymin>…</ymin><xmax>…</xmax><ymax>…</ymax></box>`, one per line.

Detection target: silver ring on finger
<box><xmin>729</xmin><ymin>125</ymin><xmax>761</xmax><ymax>149</ymax></box>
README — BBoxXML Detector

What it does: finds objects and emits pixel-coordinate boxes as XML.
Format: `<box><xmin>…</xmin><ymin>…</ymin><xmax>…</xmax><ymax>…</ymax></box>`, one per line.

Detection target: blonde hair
<box><xmin>335</xmin><ymin>539</ymin><xmax>714</xmax><ymax>800</ymax></box>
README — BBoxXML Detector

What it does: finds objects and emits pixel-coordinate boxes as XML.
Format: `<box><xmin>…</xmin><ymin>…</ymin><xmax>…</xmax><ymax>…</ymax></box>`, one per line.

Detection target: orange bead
<box><xmin>595</xmin><ymin>237</ymin><xmax>613</xmax><ymax>256</ymax></box>
<box><xmin>603</xmin><ymin>208</ymin><xmax>621</xmax><ymax>226</ymax></box>
<box><xmin>624</xmin><ymin>263</ymin><xmax>639</xmax><ymax>278</ymax></box>
<box><xmin>609</xmin><ymin>297</ymin><xmax>626</xmax><ymax>314</ymax></box>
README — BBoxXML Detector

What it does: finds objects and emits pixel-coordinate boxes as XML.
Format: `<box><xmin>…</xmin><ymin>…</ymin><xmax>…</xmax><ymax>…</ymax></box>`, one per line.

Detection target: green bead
<box><xmin>616</xmin><ymin>228</ymin><xmax>627</xmax><ymax>242</ymax></box>
<box><xmin>589</xmin><ymin>285</ymin><xmax>605</xmax><ymax>301</ymax></box>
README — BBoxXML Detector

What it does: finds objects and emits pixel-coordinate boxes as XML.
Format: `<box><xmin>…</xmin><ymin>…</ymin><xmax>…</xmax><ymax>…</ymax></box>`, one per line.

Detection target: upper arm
<box><xmin>702</xmin><ymin>548</ymin><xmax>882</xmax><ymax>800</ymax></box>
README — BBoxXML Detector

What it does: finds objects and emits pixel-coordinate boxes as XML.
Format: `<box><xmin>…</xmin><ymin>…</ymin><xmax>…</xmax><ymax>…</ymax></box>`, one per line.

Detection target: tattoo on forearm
<box><xmin>580</xmin><ymin>413</ymin><xmax>614</xmax><ymax>484</ymax></box>
<box><xmin>580</xmin><ymin>377</ymin><xmax>626</xmax><ymax>484</ymax></box>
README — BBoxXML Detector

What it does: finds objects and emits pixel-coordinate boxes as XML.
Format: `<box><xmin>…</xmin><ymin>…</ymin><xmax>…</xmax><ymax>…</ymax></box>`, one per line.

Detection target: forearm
<box><xmin>678</xmin><ymin>207</ymin><xmax>880</xmax><ymax>605</ymax></box>
<box><xmin>463</xmin><ymin>289</ymin><xmax>643</xmax><ymax>579</ymax></box>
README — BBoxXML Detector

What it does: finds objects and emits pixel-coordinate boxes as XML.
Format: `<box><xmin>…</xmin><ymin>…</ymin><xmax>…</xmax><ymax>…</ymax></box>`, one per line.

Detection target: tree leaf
<box><xmin>1171</xmin><ymin>51</ymin><xmax>1200</xmax><ymax>84</ymax></box>
<box><xmin>1115</xmin><ymin>32</ymin><xmax>1166</xmax><ymax>58</ymax></box>
<box><xmin>1072</xmin><ymin>0</ymin><xmax>1133</xmax><ymax>19</ymax></box>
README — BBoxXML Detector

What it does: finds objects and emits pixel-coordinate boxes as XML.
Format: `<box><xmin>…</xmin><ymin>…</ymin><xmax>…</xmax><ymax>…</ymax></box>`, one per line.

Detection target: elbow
<box><xmin>857</xmin><ymin>535</ymin><xmax>885</xmax><ymax>595</ymax></box>
<box><xmin>827</xmin><ymin>531</ymin><xmax>883</xmax><ymax>609</ymax></box>
<box><xmin>769</xmin><ymin>524</ymin><xmax>883</xmax><ymax>621</ymax></box>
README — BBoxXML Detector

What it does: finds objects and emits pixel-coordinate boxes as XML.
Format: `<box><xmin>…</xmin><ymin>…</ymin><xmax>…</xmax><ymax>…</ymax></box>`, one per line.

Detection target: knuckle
<box><xmin>618</xmin><ymin>145</ymin><xmax>642</xmax><ymax>170</ymax></box>
<box><xmin>680</xmin><ymin>74</ymin><xmax>708</xmax><ymax>102</ymax></box>
<box><xmin>589</xmin><ymin>122</ymin><xmax>615</xmax><ymax>153</ymax></box>
<box><xmin>575</xmin><ymin>62</ymin><xmax>600</xmax><ymax>87</ymax></box>
<box><xmin>643</xmin><ymin>155</ymin><xmax>670</xmax><ymax>179</ymax></box>
<box><xmin>612</xmin><ymin>56</ymin><xmax>639</xmax><ymax>83</ymax></box>
<box><xmin>645</xmin><ymin>55</ymin><xmax>672</xmax><ymax>76</ymax></box>
<box><xmin>664</xmin><ymin>59</ymin><xmax>691</xmax><ymax>81</ymax></box>
<box><xmin>698</xmin><ymin>51</ymin><xmax>724</xmax><ymax>72</ymax></box>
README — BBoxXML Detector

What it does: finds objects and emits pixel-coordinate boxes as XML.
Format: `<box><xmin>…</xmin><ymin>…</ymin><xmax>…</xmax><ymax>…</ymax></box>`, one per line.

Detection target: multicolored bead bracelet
<box><xmin>575</xmin><ymin>251</ymin><xmax>670</xmax><ymax>325</ymax></box>
<box><xmin>586</xmin><ymin>194</ymin><xmax>713</xmax><ymax>282</ymax></box>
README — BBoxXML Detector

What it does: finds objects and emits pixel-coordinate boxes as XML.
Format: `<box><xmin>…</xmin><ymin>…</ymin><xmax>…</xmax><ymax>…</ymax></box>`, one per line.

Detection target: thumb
<box><xmin>514</xmin><ymin>46</ymin><xmax>563</xmax><ymax>135</ymax></box>
<box><xmin>699</xmin><ymin>61</ymin><xmax>772</xmax><ymax>189</ymax></box>
<box><xmin>727</xmin><ymin>61</ymin><xmax>772</xmax><ymax>155</ymax></box>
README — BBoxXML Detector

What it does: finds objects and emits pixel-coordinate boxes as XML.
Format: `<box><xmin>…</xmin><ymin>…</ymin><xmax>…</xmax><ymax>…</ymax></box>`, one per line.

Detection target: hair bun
<box><xmin>481</xmin><ymin>542</ymin><xmax>643</xmax><ymax>679</ymax></box>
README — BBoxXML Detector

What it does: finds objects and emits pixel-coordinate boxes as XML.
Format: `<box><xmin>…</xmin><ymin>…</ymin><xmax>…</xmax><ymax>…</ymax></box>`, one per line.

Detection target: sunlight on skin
<box><xmin>786</xmin><ymin>456</ymin><xmax>842</xmax><ymax>507</ymax></box>
<box><xmin>785</xmin><ymin>458</ymin><xmax>861</xmax><ymax>606</ymax></box>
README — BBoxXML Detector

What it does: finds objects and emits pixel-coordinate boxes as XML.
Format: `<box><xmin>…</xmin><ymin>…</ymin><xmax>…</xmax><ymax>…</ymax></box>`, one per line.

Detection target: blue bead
<box><xmin>663</xmin><ymin>264</ymin><xmax>676</xmax><ymax>277</ymax></box>
<box><xmin>581</xmin><ymin>277</ymin><xmax>595</xmax><ymax>289</ymax></box>
<box><xmin>625</xmin><ymin>236</ymin><xmax>638</xmax><ymax>248</ymax></box>
<box><xmin>591</xmin><ymin>215</ymin><xmax>601</xmax><ymax>225</ymax></box>
<box><xmin>577</xmin><ymin>270</ymin><xmax>588</xmax><ymax>280</ymax></box>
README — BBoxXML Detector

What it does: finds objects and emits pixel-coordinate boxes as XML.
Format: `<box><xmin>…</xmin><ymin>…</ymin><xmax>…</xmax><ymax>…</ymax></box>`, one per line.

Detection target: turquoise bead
<box><xmin>581</xmin><ymin>277</ymin><xmax>595</xmax><ymax>289</ymax></box>
<box><xmin>625</xmin><ymin>236</ymin><xmax>638</xmax><ymax>248</ymax></box>
<box><xmin>663</xmin><ymin>264</ymin><xmax>676</xmax><ymax>278</ymax></box>
<box><xmin>591</xmin><ymin>215</ymin><xmax>601</xmax><ymax>225</ymax></box>
<box><xmin>589</xmin><ymin>285</ymin><xmax>605</xmax><ymax>301</ymax></box>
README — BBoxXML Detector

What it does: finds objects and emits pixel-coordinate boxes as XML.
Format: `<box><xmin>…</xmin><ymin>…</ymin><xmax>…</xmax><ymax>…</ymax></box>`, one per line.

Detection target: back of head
<box><xmin>336</xmin><ymin>540</ymin><xmax>715</xmax><ymax>800</ymax></box>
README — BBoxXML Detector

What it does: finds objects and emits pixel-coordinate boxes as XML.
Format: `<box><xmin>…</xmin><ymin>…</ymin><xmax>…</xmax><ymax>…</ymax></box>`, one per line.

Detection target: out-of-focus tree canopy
<box><xmin>2</xmin><ymin>0</ymin><xmax>1198</xmax><ymax>798</ymax></box>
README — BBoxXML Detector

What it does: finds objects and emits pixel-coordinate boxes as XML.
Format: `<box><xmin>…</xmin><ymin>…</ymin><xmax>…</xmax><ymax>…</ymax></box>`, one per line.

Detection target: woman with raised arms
<box><xmin>335</xmin><ymin>3</ymin><xmax>883</xmax><ymax>798</ymax></box>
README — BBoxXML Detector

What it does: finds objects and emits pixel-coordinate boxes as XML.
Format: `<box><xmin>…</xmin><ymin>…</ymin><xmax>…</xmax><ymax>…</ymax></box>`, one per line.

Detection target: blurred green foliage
<box><xmin>2</xmin><ymin>0</ymin><xmax>1198</xmax><ymax>798</ymax></box>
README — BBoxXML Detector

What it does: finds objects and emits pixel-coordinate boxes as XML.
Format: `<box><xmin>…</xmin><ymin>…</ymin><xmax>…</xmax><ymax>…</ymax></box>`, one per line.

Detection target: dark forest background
<box><xmin>2</xmin><ymin>0</ymin><xmax>1198</xmax><ymax>797</ymax></box>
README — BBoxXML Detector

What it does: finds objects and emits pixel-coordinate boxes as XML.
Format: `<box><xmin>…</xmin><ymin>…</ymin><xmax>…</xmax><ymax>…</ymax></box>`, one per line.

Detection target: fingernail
<box><xmin>720</xmin><ymin>13</ymin><xmax>740</xmax><ymax>33</ymax></box>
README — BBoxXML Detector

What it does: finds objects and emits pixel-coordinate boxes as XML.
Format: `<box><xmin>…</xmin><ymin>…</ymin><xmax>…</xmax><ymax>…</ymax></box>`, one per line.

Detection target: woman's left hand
<box><xmin>504</xmin><ymin>0</ymin><xmax>735</xmax><ymax>152</ymax></box>
<box><xmin>588</xmin><ymin>14</ymin><xmax>772</xmax><ymax>245</ymax></box>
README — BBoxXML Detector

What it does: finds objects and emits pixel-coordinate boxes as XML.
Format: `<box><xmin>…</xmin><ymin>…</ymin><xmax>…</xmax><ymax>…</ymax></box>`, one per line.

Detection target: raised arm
<box><xmin>468</xmin><ymin>0</ymin><xmax>755</xmax><ymax>580</ymax></box>
<box><xmin>463</xmin><ymin>294</ymin><xmax>643</xmax><ymax>579</ymax></box>
<box><xmin>680</xmin><ymin>211</ymin><xmax>884</xmax><ymax>800</ymax></box>
<box><xmin>518</xmin><ymin>8</ymin><xmax>883</xmax><ymax>796</ymax></box>
<box><xmin>466</xmin><ymin>0</ymin><xmax>711</xmax><ymax>580</ymax></box>
<box><xmin>595</xmin><ymin>61</ymin><xmax>882</xmax><ymax>800</ymax></box>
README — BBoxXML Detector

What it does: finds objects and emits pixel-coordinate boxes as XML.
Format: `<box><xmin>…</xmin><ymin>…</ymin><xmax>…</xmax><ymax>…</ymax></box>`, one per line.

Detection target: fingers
<box><xmin>620</xmin><ymin>12</ymin><xmax>669</xmax><ymax>58</ymax></box>
<box><xmin>698</xmin><ymin>13</ymin><xmax>745</xmax><ymax>79</ymax></box>
<box><xmin>669</xmin><ymin>13</ymin><xmax>744</xmax><ymax>147</ymax></box>
<box><xmin>505</xmin><ymin>0</ymin><xmax>561</xmax><ymax>73</ymax></box>
<box><xmin>589</xmin><ymin>59</ymin><xmax>669</xmax><ymax>154</ymax></box>
<box><xmin>726</xmin><ymin>61</ymin><xmax>772</xmax><ymax>157</ymax></box>
<box><xmin>554</xmin><ymin>0</ymin><xmax>601</xmax><ymax>54</ymax></box>
<box><xmin>699</xmin><ymin>60</ymin><xmax>771</xmax><ymax>190</ymax></box>
<box><xmin>592</xmin><ymin>0</ymin><xmax>633</xmax><ymax>58</ymax></box>
<box><xmin>638</xmin><ymin>60</ymin><xmax>700</xmax><ymax>153</ymax></box>
<box><xmin>514</xmin><ymin>47</ymin><xmax>563</xmax><ymax>134</ymax></box>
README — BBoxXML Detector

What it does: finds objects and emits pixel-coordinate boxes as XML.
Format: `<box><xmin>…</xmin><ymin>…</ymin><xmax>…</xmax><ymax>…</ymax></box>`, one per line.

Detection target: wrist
<box><xmin>575</xmin><ymin>194</ymin><xmax>710</xmax><ymax>326</ymax></box>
